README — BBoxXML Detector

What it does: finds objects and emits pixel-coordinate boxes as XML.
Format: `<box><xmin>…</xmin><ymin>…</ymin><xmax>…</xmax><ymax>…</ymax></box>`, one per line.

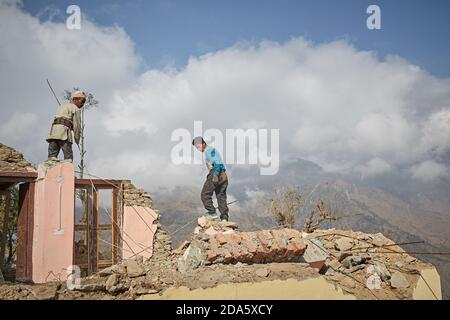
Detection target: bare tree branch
<box><xmin>303</xmin><ymin>200</ymin><xmax>339</xmax><ymax>233</ymax></box>
<box><xmin>267</xmin><ymin>185</ymin><xmax>303</xmax><ymax>229</ymax></box>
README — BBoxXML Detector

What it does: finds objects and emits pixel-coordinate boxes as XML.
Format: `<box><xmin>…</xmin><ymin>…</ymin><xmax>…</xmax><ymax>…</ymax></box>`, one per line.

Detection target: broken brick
<box><xmin>240</xmin><ymin>232</ymin><xmax>257</xmax><ymax>254</ymax></box>
<box><xmin>284</xmin><ymin>228</ymin><xmax>303</xmax><ymax>240</ymax></box>
<box><xmin>215</xmin><ymin>233</ymin><xmax>228</xmax><ymax>245</ymax></box>
<box><xmin>206</xmin><ymin>249</ymin><xmax>219</xmax><ymax>263</ymax></box>
<box><xmin>181</xmin><ymin>227</ymin><xmax>315</xmax><ymax>270</ymax></box>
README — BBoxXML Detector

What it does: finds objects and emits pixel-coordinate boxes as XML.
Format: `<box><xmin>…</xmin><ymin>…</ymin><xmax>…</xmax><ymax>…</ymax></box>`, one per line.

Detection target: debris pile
<box><xmin>151</xmin><ymin>226</ymin><xmax>174</xmax><ymax>264</ymax></box>
<box><xmin>177</xmin><ymin>216</ymin><xmax>311</xmax><ymax>272</ymax></box>
<box><xmin>0</xmin><ymin>224</ymin><xmax>441</xmax><ymax>300</ymax></box>
<box><xmin>123</xmin><ymin>181</ymin><xmax>153</xmax><ymax>207</ymax></box>
<box><xmin>39</xmin><ymin>158</ymin><xmax>72</xmax><ymax>172</ymax></box>
<box><xmin>314</xmin><ymin>229</ymin><xmax>434</xmax><ymax>299</ymax></box>
<box><xmin>0</xmin><ymin>143</ymin><xmax>34</xmax><ymax>172</ymax></box>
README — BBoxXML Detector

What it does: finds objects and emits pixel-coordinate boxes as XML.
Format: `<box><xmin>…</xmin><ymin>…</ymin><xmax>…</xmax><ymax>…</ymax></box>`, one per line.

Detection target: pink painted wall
<box><xmin>122</xmin><ymin>206</ymin><xmax>159</xmax><ymax>260</ymax></box>
<box><xmin>30</xmin><ymin>162</ymin><xmax>158</xmax><ymax>281</ymax></box>
<box><xmin>32</xmin><ymin>162</ymin><xmax>75</xmax><ymax>283</ymax></box>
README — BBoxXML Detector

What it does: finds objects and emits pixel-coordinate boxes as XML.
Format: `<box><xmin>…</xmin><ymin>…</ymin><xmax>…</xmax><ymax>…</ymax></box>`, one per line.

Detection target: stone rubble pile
<box><xmin>151</xmin><ymin>226</ymin><xmax>173</xmax><ymax>263</ymax></box>
<box><xmin>172</xmin><ymin>220</ymin><xmax>436</xmax><ymax>300</ymax></box>
<box><xmin>0</xmin><ymin>143</ymin><xmax>34</xmax><ymax>172</ymax></box>
<box><xmin>314</xmin><ymin>229</ymin><xmax>429</xmax><ymax>299</ymax></box>
<box><xmin>58</xmin><ymin>225</ymin><xmax>176</xmax><ymax>299</ymax></box>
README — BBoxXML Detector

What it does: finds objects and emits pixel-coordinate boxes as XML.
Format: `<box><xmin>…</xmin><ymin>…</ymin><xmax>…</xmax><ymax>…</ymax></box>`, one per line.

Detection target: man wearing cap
<box><xmin>46</xmin><ymin>90</ymin><xmax>85</xmax><ymax>161</ymax></box>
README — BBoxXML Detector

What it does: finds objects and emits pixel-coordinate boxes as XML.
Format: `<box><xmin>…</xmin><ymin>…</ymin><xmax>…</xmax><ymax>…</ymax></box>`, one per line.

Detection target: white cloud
<box><xmin>0</xmin><ymin>0</ymin><xmax>138</xmax><ymax>163</ymax></box>
<box><xmin>354</xmin><ymin>113</ymin><xmax>416</xmax><ymax>159</ymax></box>
<box><xmin>1</xmin><ymin>1</ymin><xmax>450</xmax><ymax>192</ymax></box>
<box><xmin>356</xmin><ymin>157</ymin><xmax>392</xmax><ymax>179</ymax></box>
<box><xmin>103</xmin><ymin>38</ymin><xmax>450</xmax><ymax>185</ymax></box>
<box><xmin>0</xmin><ymin>112</ymin><xmax>38</xmax><ymax>145</ymax></box>
<box><xmin>230</xmin><ymin>188</ymin><xmax>268</xmax><ymax>216</ymax></box>
<box><xmin>418</xmin><ymin>109</ymin><xmax>450</xmax><ymax>157</ymax></box>
<box><xmin>411</xmin><ymin>160</ymin><xmax>449</xmax><ymax>182</ymax></box>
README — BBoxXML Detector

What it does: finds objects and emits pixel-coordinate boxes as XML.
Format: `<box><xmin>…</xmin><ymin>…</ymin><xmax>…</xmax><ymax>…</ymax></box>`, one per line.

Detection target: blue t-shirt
<box><xmin>205</xmin><ymin>146</ymin><xmax>226</xmax><ymax>176</ymax></box>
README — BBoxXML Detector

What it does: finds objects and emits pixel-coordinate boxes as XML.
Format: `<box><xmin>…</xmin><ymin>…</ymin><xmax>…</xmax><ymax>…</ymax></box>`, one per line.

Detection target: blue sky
<box><xmin>22</xmin><ymin>0</ymin><xmax>450</xmax><ymax>77</ymax></box>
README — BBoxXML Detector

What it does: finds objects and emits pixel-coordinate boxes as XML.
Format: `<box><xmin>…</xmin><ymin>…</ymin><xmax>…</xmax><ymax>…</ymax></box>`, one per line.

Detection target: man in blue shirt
<box><xmin>192</xmin><ymin>136</ymin><xmax>229</xmax><ymax>221</ymax></box>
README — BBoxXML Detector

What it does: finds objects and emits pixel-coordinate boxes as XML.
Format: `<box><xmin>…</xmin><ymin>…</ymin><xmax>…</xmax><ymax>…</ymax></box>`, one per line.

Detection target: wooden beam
<box><xmin>112</xmin><ymin>187</ymin><xmax>118</xmax><ymax>265</ymax></box>
<box><xmin>16</xmin><ymin>182</ymin><xmax>35</xmax><ymax>282</ymax></box>
<box><xmin>0</xmin><ymin>171</ymin><xmax>37</xmax><ymax>178</ymax></box>
<box><xmin>0</xmin><ymin>172</ymin><xmax>37</xmax><ymax>185</ymax></box>
<box><xmin>0</xmin><ymin>178</ymin><xmax>35</xmax><ymax>185</ymax></box>
<box><xmin>75</xmin><ymin>179</ymin><xmax>123</xmax><ymax>188</ymax></box>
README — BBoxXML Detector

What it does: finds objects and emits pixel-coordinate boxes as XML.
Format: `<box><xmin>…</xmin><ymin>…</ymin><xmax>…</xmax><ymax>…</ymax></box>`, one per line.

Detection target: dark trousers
<box><xmin>48</xmin><ymin>139</ymin><xmax>73</xmax><ymax>160</ymax></box>
<box><xmin>201</xmin><ymin>171</ymin><xmax>229</xmax><ymax>220</ymax></box>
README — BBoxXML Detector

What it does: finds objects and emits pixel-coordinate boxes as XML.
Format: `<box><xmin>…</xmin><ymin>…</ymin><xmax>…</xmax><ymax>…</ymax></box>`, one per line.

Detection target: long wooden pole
<box><xmin>46</xmin><ymin>79</ymin><xmax>61</xmax><ymax>106</ymax></box>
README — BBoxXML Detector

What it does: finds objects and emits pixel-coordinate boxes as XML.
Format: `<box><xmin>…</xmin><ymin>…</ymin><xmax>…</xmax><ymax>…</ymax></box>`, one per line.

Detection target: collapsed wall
<box><xmin>0</xmin><ymin>214</ymin><xmax>443</xmax><ymax>300</ymax></box>
<box><xmin>0</xmin><ymin>143</ymin><xmax>35</xmax><ymax>173</ymax></box>
<box><xmin>123</xmin><ymin>181</ymin><xmax>153</xmax><ymax>207</ymax></box>
<box><xmin>0</xmin><ymin>148</ymin><xmax>166</xmax><ymax>283</ymax></box>
<box><xmin>121</xmin><ymin>181</ymin><xmax>170</xmax><ymax>261</ymax></box>
<box><xmin>172</xmin><ymin>217</ymin><xmax>442</xmax><ymax>300</ymax></box>
<box><xmin>177</xmin><ymin>217</ymin><xmax>318</xmax><ymax>272</ymax></box>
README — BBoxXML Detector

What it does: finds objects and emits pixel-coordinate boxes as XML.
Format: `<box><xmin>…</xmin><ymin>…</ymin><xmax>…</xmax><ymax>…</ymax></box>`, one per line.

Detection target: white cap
<box><xmin>71</xmin><ymin>90</ymin><xmax>86</xmax><ymax>99</ymax></box>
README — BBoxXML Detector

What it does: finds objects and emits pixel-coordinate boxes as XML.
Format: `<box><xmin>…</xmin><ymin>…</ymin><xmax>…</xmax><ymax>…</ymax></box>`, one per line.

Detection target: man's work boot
<box><xmin>205</xmin><ymin>211</ymin><xmax>218</xmax><ymax>219</ymax></box>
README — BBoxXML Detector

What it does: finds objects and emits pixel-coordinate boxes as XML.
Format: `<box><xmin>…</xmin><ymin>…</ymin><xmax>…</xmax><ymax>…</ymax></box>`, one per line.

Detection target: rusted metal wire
<box><xmin>384</xmin><ymin>264</ymin><xmax>439</xmax><ymax>300</ymax></box>
<box><xmin>307</xmin><ymin>239</ymin><xmax>380</xmax><ymax>300</ymax></box>
<box><xmin>87</xmin><ymin>178</ymin><xmax>139</xmax><ymax>254</ymax></box>
<box><xmin>314</xmin><ymin>232</ymin><xmax>443</xmax><ymax>299</ymax></box>
<box><xmin>82</xmin><ymin>170</ymin><xmax>170</xmax><ymax>260</ymax></box>
<box><xmin>346</xmin><ymin>240</ymin><xmax>425</xmax><ymax>252</ymax></box>
<box><xmin>315</xmin><ymin>232</ymin><xmax>423</xmax><ymax>255</ymax></box>
<box><xmin>83</xmin><ymin>172</ymin><xmax>151</xmax><ymax>255</ymax></box>
<box><xmin>418</xmin><ymin>273</ymin><xmax>440</xmax><ymax>300</ymax></box>
<box><xmin>82</xmin><ymin>173</ymin><xmax>163</xmax><ymax>260</ymax></box>
<box><xmin>323</xmin><ymin>240</ymin><xmax>427</xmax><ymax>255</ymax></box>
<box><xmin>353</xmin><ymin>251</ymin><xmax>450</xmax><ymax>255</ymax></box>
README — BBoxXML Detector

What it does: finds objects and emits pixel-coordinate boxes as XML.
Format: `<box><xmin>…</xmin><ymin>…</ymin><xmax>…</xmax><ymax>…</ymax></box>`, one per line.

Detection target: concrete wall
<box><xmin>140</xmin><ymin>269</ymin><xmax>442</xmax><ymax>300</ymax></box>
<box><xmin>413</xmin><ymin>267</ymin><xmax>442</xmax><ymax>300</ymax></box>
<box><xmin>122</xmin><ymin>206</ymin><xmax>159</xmax><ymax>260</ymax></box>
<box><xmin>32</xmin><ymin>162</ymin><xmax>75</xmax><ymax>283</ymax></box>
<box><xmin>139</xmin><ymin>277</ymin><xmax>357</xmax><ymax>300</ymax></box>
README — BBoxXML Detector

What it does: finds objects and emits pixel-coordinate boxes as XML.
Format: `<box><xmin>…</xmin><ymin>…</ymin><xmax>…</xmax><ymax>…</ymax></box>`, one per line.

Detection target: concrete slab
<box><xmin>300</xmin><ymin>238</ymin><xmax>329</xmax><ymax>271</ymax></box>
